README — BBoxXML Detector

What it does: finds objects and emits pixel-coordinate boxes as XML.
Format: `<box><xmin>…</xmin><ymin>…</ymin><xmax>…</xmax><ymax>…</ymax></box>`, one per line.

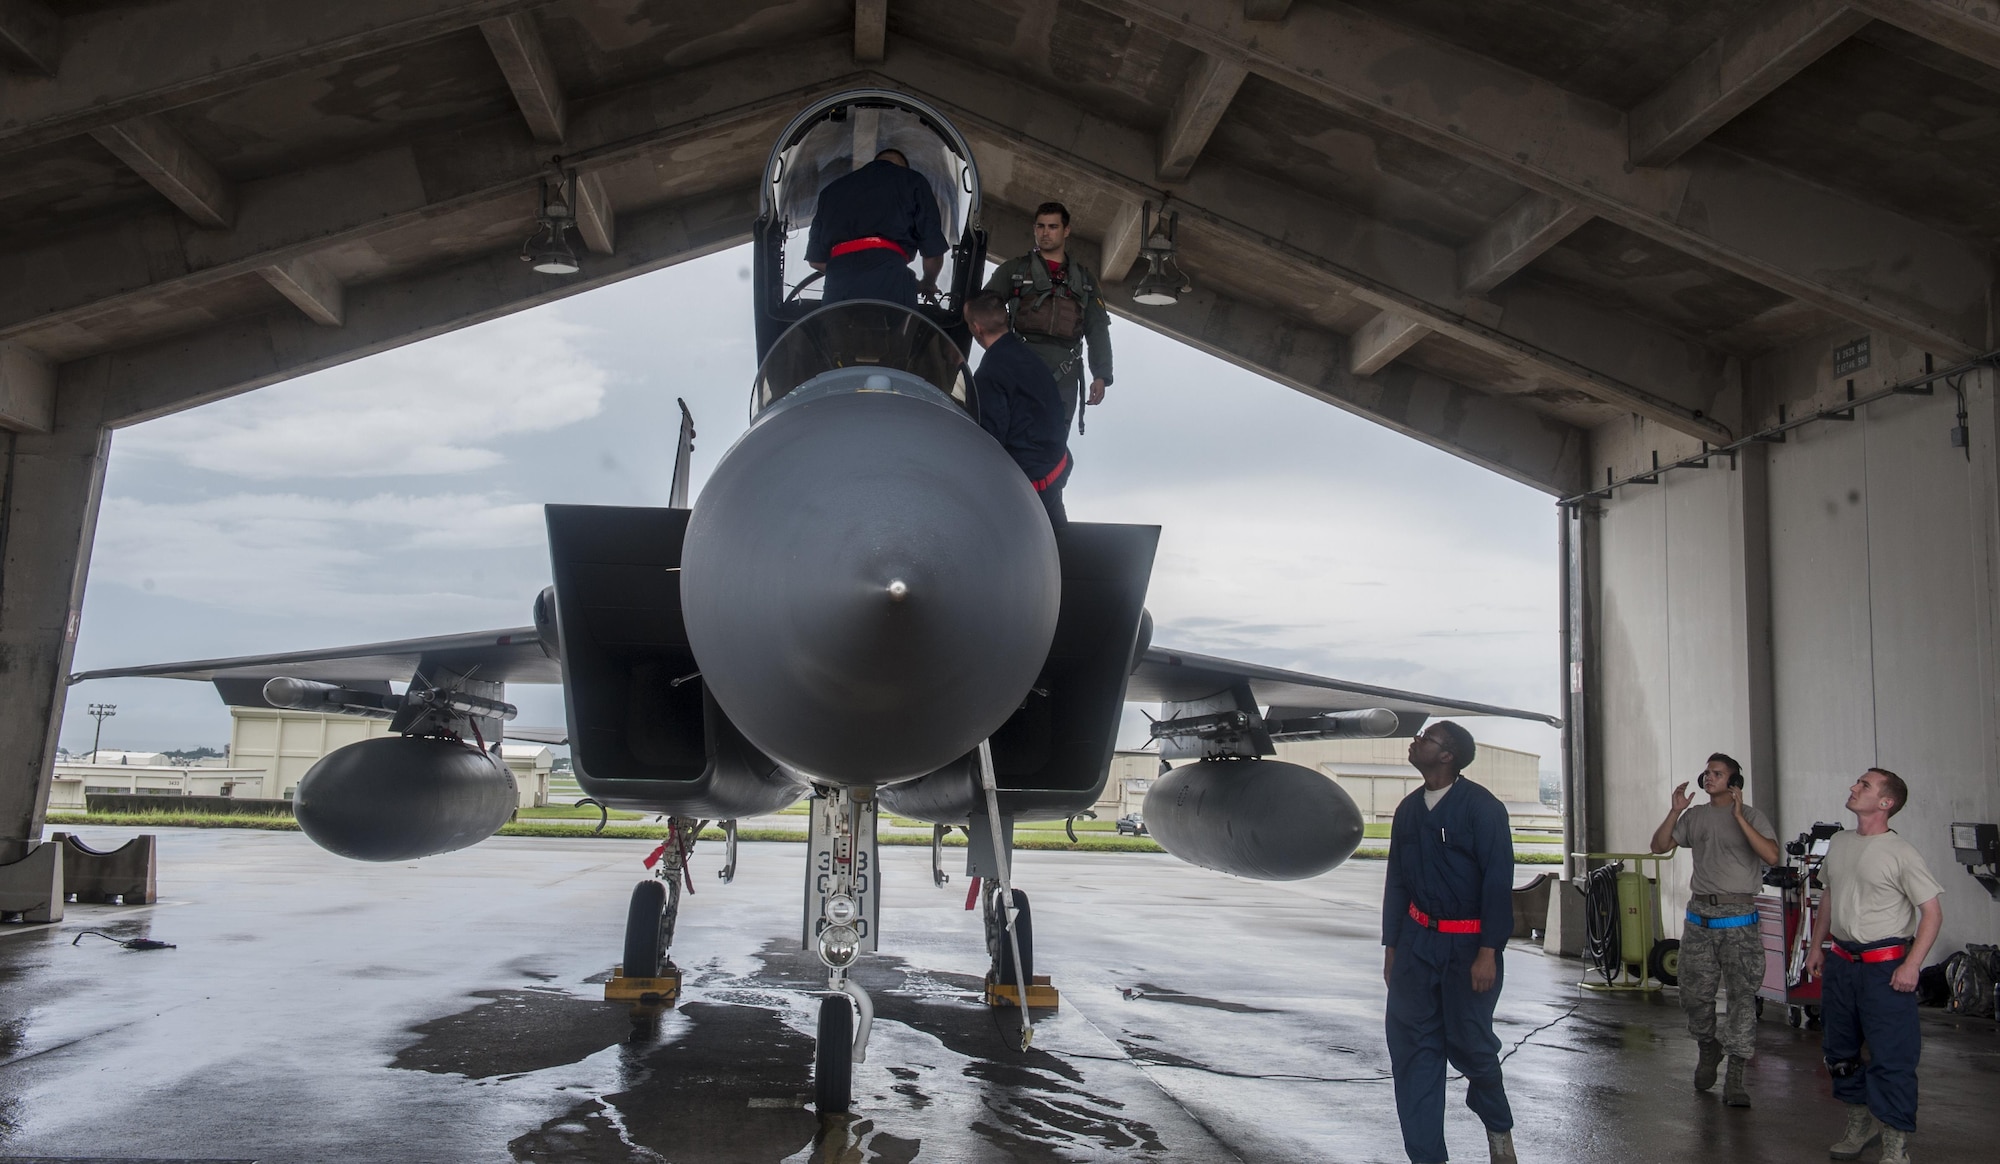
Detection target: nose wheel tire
<box><xmin>815</xmin><ymin>994</ymin><xmax>853</xmax><ymax>1114</ymax></box>
<box><xmin>624</xmin><ymin>879</ymin><xmax>667</xmax><ymax>978</ymax></box>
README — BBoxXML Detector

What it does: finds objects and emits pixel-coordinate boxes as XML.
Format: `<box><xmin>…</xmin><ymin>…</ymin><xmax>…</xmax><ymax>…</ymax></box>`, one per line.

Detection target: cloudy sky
<box><xmin>62</xmin><ymin>244</ymin><xmax>1561</xmax><ymax>773</ymax></box>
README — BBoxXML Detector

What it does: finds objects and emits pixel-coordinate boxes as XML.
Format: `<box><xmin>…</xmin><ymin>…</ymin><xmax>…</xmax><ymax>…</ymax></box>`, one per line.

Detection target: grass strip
<box><xmin>49</xmin><ymin>810</ymin><xmax>299</xmax><ymax>830</ymax></box>
<box><xmin>47</xmin><ymin>811</ymin><xmax>1562</xmax><ymax>862</ymax></box>
<box><xmin>513</xmin><ymin>804</ymin><xmax>646</xmax><ymax>821</ymax></box>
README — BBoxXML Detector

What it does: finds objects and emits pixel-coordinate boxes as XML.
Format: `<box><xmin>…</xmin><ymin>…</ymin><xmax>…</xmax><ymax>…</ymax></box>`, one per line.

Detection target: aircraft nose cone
<box><xmin>682</xmin><ymin>387</ymin><xmax>1060</xmax><ymax>785</ymax></box>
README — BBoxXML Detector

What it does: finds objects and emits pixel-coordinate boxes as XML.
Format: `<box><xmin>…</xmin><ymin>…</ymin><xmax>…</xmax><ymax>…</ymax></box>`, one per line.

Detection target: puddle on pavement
<box><xmin>394</xmin><ymin>988</ymin><xmax>639</xmax><ymax>1079</ymax></box>
<box><xmin>396</xmin><ymin>937</ymin><xmax>1179</xmax><ymax>1160</ymax></box>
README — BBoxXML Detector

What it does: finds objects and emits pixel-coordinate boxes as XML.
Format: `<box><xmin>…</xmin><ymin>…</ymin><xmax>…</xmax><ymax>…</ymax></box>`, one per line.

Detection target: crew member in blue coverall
<box><xmin>804</xmin><ymin>148</ymin><xmax>947</xmax><ymax>308</ymax></box>
<box><xmin>964</xmin><ymin>291</ymin><xmax>1071</xmax><ymax>530</ymax></box>
<box><xmin>1382</xmin><ymin>720</ymin><xmax>1518</xmax><ymax>1164</ymax></box>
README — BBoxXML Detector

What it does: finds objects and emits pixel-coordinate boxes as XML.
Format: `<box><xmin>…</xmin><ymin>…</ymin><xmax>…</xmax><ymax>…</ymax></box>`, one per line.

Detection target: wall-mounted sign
<box><xmin>1833</xmin><ymin>335</ymin><xmax>1871</xmax><ymax>377</ymax></box>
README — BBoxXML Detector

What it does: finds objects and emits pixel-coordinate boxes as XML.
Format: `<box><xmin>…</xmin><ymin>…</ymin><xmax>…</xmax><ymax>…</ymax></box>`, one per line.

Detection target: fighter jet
<box><xmin>70</xmin><ymin>90</ymin><xmax>1558</xmax><ymax>1114</ymax></box>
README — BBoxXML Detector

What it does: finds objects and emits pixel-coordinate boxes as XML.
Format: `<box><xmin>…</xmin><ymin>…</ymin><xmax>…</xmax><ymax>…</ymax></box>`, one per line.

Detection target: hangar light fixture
<box><xmin>1132</xmin><ymin>201</ymin><xmax>1191</xmax><ymax>307</ymax></box>
<box><xmin>522</xmin><ymin>166</ymin><xmax>582</xmax><ymax>276</ymax></box>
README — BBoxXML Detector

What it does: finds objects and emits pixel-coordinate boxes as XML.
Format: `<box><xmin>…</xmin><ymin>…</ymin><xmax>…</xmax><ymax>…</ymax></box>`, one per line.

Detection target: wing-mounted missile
<box><xmin>753</xmin><ymin>90</ymin><xmax>986</xmax><ymax>361</ymax></box>
<box><xmin>1148</xmin><ymin>688</ymin><xmax>1415</xmax><ymax>762</ymax></box>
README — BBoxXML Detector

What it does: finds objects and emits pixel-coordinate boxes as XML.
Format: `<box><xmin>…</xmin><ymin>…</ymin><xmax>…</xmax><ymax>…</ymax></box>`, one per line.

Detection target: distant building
<box><xmin>55</xmin><ymin>709</ymin><xmax>551</xmax><ymax>811</ymax></box>
<box><xmin>1094</xmin><ymin>737</ymin><xmax>1558</xmax><ymax>832</ymax></box>
<box><xmin>48</xmin><ymin>760</ymin><xmax>273</xmax><ymax>809</ymax></box>
<box><xmin>1092</xmin><ymin>751</ymin><xmax>1163</xmax><ymax>819</ymax></box>
<box><xmin>1277</xmin><ymin>737</ymin><xmax>1544</xmax><ymax>824</ymax></box>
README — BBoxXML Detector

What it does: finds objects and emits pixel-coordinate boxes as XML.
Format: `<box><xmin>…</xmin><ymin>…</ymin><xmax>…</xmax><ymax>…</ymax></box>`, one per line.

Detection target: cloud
<box><xmin>90</xmin><ymin>491</ymin><xmax>546</xmax><ymax>623</ymax></box>
<box><xmin>115</xmin><ymin>318</ymin><xmax>610</xmax><ymax>479</ymax></box>
<box><xmin>1081</xmin><ymin>471</ymin><xmax>1556</xmax><ymax>716</ymax></box>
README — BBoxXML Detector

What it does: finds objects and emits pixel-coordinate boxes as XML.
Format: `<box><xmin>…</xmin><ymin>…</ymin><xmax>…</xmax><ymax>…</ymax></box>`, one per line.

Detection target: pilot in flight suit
<box><xmin>984</xmin><ymin>200</ymin><xmax>1113</xmax><ymax>434</ymax></box>
<box><xmin>805</xmin><ymin>149</ymin><xmax>948</xmax><ymax>308</ymax></box>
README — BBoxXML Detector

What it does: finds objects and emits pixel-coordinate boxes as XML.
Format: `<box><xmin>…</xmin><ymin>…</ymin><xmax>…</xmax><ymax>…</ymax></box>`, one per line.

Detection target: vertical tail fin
<box><xmin>669</xmin><ymin>398</ymin><xmax>696</xmax><ymax>509</ymax></box>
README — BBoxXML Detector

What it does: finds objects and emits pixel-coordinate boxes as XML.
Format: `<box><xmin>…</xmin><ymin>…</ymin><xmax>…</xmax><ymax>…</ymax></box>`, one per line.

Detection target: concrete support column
<box><xmin>0</xmin><ymin>374</ymin><xmax>112</xmax><ymax>864</ymax></box>
<box><xmin>1968</xmin><ymin>367</ymin><xmax>2000</xmax><ymax>835</ymax></box>
<box><xmin>1587</xmin><ymin>436</ymin><xmax>1777</xmax><ymax>913</ymax></box>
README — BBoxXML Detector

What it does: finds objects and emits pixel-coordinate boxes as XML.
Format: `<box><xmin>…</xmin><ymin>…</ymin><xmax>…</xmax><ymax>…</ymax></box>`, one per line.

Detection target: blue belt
<box><xmin>1686</xmin><ymin>910</ymin><xmax>1758</xmax><ymax>929</ymax></box>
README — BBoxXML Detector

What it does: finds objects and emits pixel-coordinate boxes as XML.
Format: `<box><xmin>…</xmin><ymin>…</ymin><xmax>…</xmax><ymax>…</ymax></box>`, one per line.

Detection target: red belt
<box><xmin>830</xmin><ymin>236</ymin><xmax>908</xmax><ymax>258</ymax></box>
<box><xmin>1831</xmin><ymin>942</ymin><xmax>1909</xmax><ymax>964</ymax></box>
<box><xmin>1032</xmin><ymin>452</ymin><xmax>1070</xmax><ymax>493</ymax></box>
<box><xmin>1409</xmin><ymin>903</ymin><xmax>1481</xmax><ymax>935</ymax></box>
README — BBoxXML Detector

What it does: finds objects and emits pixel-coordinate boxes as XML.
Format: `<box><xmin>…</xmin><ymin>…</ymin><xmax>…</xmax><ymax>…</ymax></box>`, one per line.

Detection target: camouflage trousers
<box><xmin>1680</xmin><ymin>907</ymin><xmax>1766</xmax><ymax>1060</ymax></box>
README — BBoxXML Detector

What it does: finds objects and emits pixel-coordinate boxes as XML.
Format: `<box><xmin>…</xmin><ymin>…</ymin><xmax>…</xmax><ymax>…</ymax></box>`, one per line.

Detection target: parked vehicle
<box><xmin>1116</xmin><ymin>813</ymin><xmax>1147</xmax><ymax>837</ymax></box>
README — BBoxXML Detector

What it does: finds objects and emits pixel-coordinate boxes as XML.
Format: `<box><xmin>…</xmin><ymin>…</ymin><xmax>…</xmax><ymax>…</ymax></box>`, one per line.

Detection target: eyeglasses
<box><xmin>1412</xmin><ymin>733</ymin><xmax>1443</xmax><ymax>747</ymax></box>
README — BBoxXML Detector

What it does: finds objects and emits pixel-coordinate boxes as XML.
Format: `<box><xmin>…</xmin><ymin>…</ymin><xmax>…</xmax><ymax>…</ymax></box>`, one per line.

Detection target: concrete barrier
<box><xmin>47</xmin><ymin>833</ymin><xmax>157</xmax><ymax>905</ymax></box>
<box><xmin>0</xmin><ymin>842</ymin><xmax>63</xmax><ymax>922</ymax></box>
<box><xmin>1512</xmin><ymin>873</ymin><xmax>1553</xmax><ymax>940</ymax></box>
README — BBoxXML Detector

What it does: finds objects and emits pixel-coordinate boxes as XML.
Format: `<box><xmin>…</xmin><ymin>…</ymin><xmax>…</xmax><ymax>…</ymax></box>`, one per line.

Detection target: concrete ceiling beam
<box><xmin>987</xmin><ymin>200</ymin><xmax>1586</xmax><ymax>495</ymax></box>
<box><xmin>258</xmin><ymin>258</ymin><xmax>344</xmax><ymax>327</ymax></box>
<box><xmin>0</xmin><ymin>0</ymin><xmax>541</xmax><ymax>151</ymax></box>
<box><xmin>87</xmin><ymin>185</ymin><xmax>759</xmax><ymax>429</ymax></box>
<box><xmin>0</xmin><ymin>0</ymin><xmax>58</xmax><ymax>75</ymax></box>
<box><xmin>0</xmin><ymin>342</ymin><xmax>54</xmax><ymax>433</ymax></box>
<box><xmin>575</xmin><ymin>172</ymin><xmax>615</xmax><ymax>255</ymax></box>
<box><xmin>1157</xmin><ymin>52</ymin><xmax>1248</xmax><ymax>182</ymax></box>
<box><xmin>479</xmin><ymin>11</ymin><xmax>567</xmax><ymax>144</ymax></box>
<box><xmin>87</xmin><ymin>115</ymin><xmax>237</xmax><ymax>229</ymax></box>
<box><xmin>1855</xmin><ymin>0</ymin><xmax>2000</xmax><ymax>71</ymax></box>
<box><xmin>880</xmin><ymin>43</ymin><xmax>1733</xmax><ymax>440</ymax></box>
<box><xmin>1457</xmin><ymin>193</ymin><xmax>1593</xmax><ymax>296</ymax></box>
<box><xmin>1629</xmin><ymin>0</ymin><xmax>1871</xmax><ymax>167</ymax></box>
<box><xmin>855</xmin><ymin>0</ymin><xmax>888</xmax><ymax>63</ymax></box>
<box><xmin>0</xmin><ymin>39</ymin><xmax>860</xmax><ymax>346</ymax></box>
<box><xmin>1099</xmin><ymin>199</ymin><xmax>1147</xmax><ymax>283</ymax></box>
<box><xmin>1348</xmin><ymin>309</ymin><xmax>1431</xmax><ymax>375</ymax></box>
<box><xmin>1087</xmin><ymin>0</ymin><xmax>1993</xmax><ymax>359</ymax></box>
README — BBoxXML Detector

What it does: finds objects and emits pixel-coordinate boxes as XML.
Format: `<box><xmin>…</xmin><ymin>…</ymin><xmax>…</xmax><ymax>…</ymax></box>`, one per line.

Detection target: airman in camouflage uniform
<box><xmin>1650</xmin><ymin>753</ymin><xmax>1780</xmax><ymax>1107</ymax></box>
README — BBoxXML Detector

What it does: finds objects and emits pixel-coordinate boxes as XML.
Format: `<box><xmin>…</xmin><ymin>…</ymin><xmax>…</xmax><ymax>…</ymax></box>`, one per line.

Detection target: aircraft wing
<box><xmin>1129</xmin><ymin>645</ymin><xmax>1561</xmax><ymax>728</ymax></box>
<box><xmin>68</xmin><ymin>627</ymin><xmax>560</xmax><ymax>687</ymax></box>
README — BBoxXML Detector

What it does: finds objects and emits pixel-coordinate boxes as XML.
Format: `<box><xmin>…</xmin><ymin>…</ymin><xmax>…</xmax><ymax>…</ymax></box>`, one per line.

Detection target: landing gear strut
<box><xmin>806</xmin><ymin>787</ymin><xmax>878</xmax><ymax>1114</ymax></box>
<box><xmin>610</xmin><ymin>816</ymin><xmax>699</xmax><ymax>1008</ymax></box>
<box><xmin>975</xmin><ymin>739</ymin><xmax>1039</xmax><ymax>1046</ymax></box>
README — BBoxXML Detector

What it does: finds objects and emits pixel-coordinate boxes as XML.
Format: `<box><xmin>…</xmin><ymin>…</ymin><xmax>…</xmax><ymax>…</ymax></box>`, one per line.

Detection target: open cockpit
<box><xmin>753</xmin><ymin>90</ymin><xmax>987</xmax><ymax>363</ymax></box>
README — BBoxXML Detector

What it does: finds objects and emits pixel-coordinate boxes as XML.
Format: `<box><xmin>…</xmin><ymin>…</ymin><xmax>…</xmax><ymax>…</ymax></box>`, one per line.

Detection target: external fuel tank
<box><xmin>1144</xmin><ymin>758</ymin><xmax>1366</xmax><ymax>880</ymax></box>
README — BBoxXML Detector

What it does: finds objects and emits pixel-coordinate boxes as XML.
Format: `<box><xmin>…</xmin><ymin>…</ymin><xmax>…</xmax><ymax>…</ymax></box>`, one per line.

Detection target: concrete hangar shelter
<box><xmin>0</xmin><ymin>0</ymin><xmax>1997</xmax><ymax>948</ymax></box>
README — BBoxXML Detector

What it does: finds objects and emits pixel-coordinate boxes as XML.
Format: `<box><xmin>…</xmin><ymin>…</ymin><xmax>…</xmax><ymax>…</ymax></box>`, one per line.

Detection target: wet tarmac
<box><xmin>0</xmin><ymin>828</ymin><xmax>1992</xmax><ymax>1162</ymax></box>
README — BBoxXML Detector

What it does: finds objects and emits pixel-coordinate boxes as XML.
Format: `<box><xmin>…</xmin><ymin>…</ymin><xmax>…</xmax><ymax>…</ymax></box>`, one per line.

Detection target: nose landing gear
<box><xmin>806</xmin><ymin>786</ymin><xmax>879</xmax><ymax>1114</ymax></box>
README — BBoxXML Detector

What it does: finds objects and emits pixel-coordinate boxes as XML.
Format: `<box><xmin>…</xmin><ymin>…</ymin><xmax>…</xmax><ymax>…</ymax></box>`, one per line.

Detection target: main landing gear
<box><xmin>972</xmin><ymin>740</ymin><xmax>1057</xmax><ymax>1025</ymax></box>
<box><xmin>806</xmin><ymin>786</ymin><xmax>879</xmax><ymax>1114</ymax></box>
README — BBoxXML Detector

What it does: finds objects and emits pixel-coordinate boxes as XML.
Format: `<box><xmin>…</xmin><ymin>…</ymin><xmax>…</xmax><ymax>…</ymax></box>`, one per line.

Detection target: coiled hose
<box><xmin>1583</xmin><ymin>861</ymin><xmax>1624</xmax><ymax>985</ymax></box>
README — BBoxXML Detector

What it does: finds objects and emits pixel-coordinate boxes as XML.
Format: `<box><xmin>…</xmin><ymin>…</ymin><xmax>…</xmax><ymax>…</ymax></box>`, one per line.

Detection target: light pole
<box><xmin>87</xmin><ymin>703</ymin><xmax>116</xmax><ymax>763</ymax></box>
